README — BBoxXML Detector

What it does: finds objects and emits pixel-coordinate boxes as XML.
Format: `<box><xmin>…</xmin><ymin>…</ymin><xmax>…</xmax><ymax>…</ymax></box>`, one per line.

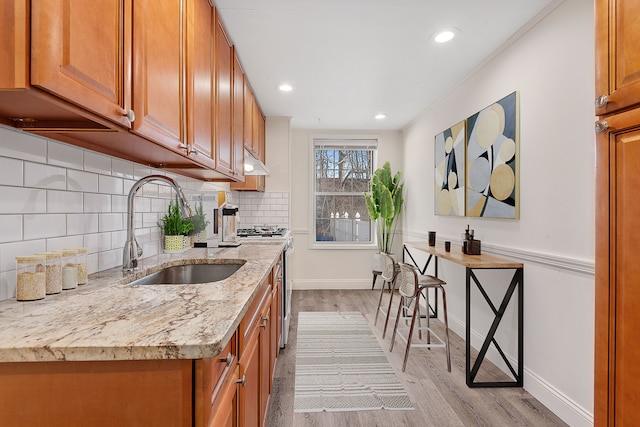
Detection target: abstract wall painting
<box><xmin>465</xmin><ymin>91</ymin><xmax>519</xmax><ymax>219</ymax></box>
<box><xmin>434</xmin><ymin>120</ymin><xmax>466</xmax><ymax>216</ymax></box>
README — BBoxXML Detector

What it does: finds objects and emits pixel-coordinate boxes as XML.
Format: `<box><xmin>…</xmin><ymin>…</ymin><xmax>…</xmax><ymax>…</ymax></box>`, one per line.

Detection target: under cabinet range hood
<box><xmin>243</xmin><ymin>150</ymin><xmax>270</xmax><ymax>176</ymax></box>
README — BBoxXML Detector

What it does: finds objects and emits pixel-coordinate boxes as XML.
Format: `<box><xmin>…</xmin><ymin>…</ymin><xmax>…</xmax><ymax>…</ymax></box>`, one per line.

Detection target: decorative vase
<box><xmin>372</xmin><ymin>252</ymin><xmax>385</xmax><ymax>272</ymax></box>
<box><xmin>164</xmin><ymin>235</ymin><xmax>184</xmax><ymax>253</ymax></box>
<box><xmin>193</xmin><ymin>230</ymin><xmax>207</xmax><ymax>243</ymax></box>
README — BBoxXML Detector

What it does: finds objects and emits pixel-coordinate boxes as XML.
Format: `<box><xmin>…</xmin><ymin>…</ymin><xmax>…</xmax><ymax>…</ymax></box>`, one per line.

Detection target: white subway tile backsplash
<box><xmin>84</xmin><ymin>193</ymin><xmax>111</xmax><ymax>213</ymax></box>
<box><xmin>84</xmin><ymin>232</ymin><xmax>112</xmax><ymax>254</ymax></box>
<box><xmin>67</xmin><ymin>214</ymin><xmax>99</xmax><ymax>235</ymax></box>
<box><xmin>111</xmin><ymin>230</ymin><xmax>127</xmax><ymax>250</ymax></box>
<box><xmin>46</xmin><ymin>235</ymin><xmax>84</xmax><ymax>253</ymax></box>
<box><xmin>142</xmin><ymin>212</ymin><xmax>159</xmax><ymax>228</ymax></box>
<box><xmin>24</xmin><ymin>162</ymin><xmax>66</xmax><ymax>190</ymax></box>
<box><xmin>84</xmin><ymin>151</ymin><xmax>111</xmax><ymax>174</ymax></box>
<box><xmin>48</xmin><ymin>141</ymin><xmax>83</xmax><ymax>169</ymax></box>
<box><xmin>112</xmin><ymin>195</ymin><xmax>127</xmax><ymax>213</ymax></box>
<box><xmin>98</xmin><ymin>249</ymin><xmax>121</xmax><ymax>271</ymax></box>
<box><xmin>24</xmin><ymin>214</ymin><xmax>67</xmax><ymax>240</ymax></box>
<box><xmin>112</xmin><ymin>158</ymin><xmax>134</xmax><ymax>178</ymax></box>
<box><xmin>0</xmin><ymin>126</ymin><xmax>236</xmax><ymax>301</ymax></box>
<box><xmin>67</xmin><ymin>169</ymin><xmax>98</xmax><ymax>193</ymax></box>
<box><xmin>0</xmin><ymin>157</ymin><xmax>23</xmax><ymax>186</ymax></box>
<box><xmin>99</xmin><ymin>175</ymin><xmax>123</xmax><ymax>195</ymax></box>
<box><xmin>0</xmin><ymin>128</ymin><xmax>47</xmax><ymax>163</ymax></box>
<box><xmin>0</xmin><ymin>187</ymin><xmax>46</xmax><ymax>214</ymax></box>
<box><xmin>47</xmin><ymin>190</ymin><xmax>83</xmax><ymax>213</ymax></box>
<box><xmin>0</xmin><ymin>215</ymin><xmax>22</xmax><ymax>243</ymax></box>
<box><xmin>99</xmin><ymin>213</ymin><xmax>124</xmax><ymax>232</ymax></box>
<box><xmin>0</xmin><ymin>239</ymin><xmax>47</xmax><ymax>271</ymax></box>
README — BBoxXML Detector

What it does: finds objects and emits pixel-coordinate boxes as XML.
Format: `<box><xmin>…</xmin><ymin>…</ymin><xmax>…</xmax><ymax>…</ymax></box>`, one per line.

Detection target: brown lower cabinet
<box><xmin>0</xmin><ymin>260</ymin><xmax>281</xmax><ymax>427</ymax></box>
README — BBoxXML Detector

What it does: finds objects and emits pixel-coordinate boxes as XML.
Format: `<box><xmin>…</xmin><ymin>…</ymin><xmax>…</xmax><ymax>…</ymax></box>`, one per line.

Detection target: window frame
<box><xmin>309</xmin><ymin>135</ymin><xmax>379</xmax><ymax>250</ymax></box>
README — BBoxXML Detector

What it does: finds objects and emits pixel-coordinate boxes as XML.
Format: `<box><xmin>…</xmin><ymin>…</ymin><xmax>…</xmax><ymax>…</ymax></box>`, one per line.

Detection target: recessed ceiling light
<box><xmin>374</xmin><ymin>114</ymin><xmax>386</xmax><ymax>120</ymax></box>
<box><xmin>433</xmin><ymin>29</ymin><xmax>459</xmax><ymax>43</ymax></box>
<box><xmin>278</xmin><ymin>83</ymin><xmax>293</xmax><ymax>92</ymax></box>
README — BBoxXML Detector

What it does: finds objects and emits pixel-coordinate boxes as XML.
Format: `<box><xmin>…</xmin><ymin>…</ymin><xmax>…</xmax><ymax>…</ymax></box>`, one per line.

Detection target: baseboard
<box><xmin>293</xmin><ymin>279</ymin><xmax>372</xmax><ymax>290</ymax></box>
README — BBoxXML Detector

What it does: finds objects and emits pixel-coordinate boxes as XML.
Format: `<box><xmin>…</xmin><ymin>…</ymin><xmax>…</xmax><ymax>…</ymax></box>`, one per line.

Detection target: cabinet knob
<box><xmin>595</xmin><ymin>120</ymin><xmax>609</xmax><ymax>133</ymax></box>
<box><xmin>220</xmin><ymin>352</ymin><xmax>233</xmax><ymax>367</ymax></box>
<box><xmin>123</xmin><ymin>109</ymin><xmax>136</xmax><ymax>122</ymax></box>
<box><xmin>595</xmin><ymin>95</ymin><xmax>609</xmax><ymax>108</ymax></box>
<box><xmin>236</xmin><ymin>375</ymin><xmax>246</xmax><ymax>387</ymax></box>
<box><xmin>259</xmin><ymin>316</ymin><xmax>269</xmax><ymax>328</ymax></box>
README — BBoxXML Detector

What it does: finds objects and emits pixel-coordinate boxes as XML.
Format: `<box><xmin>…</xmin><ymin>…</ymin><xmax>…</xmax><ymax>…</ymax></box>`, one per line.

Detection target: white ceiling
<box><xmin>215</xmin><ymin>0</ymin><xmax>560</xmax><ymax>130</ymax></box>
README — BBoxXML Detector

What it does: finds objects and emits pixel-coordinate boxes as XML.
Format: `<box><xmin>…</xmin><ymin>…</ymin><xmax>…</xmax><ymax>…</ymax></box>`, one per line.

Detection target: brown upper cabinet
<box><xmin>0</xmin><ymin>0</ymin><xmax>264</xmax><ymax>181</ymax></box>
<box><xmin>595</xmin><ymin>0</ymin><xmax>640</xmax><ymax>116</ymax></box>
<box><xmin>233</xmin><ymin>48</ymin><xmax>246</xmax><ymax>180</ymax></box>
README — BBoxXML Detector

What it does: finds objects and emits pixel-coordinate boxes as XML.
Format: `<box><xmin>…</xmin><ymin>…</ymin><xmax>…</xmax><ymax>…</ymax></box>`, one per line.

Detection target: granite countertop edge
<box><xmin>0</xmin><ymin>243</ymin><xmax>284</xmax><ymax>363</ymax></box>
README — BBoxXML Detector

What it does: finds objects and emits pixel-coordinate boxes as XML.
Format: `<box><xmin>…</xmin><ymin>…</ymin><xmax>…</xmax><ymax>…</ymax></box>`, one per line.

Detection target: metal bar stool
<box><xmin>373</xmin><ymin>253</ymin><xmax>398</xmax><ymax>338</ymax></box>
<box><xmin>389</xmin><ymin>262</ymin><xmax>451</xmax><ymax>372</ymax></box>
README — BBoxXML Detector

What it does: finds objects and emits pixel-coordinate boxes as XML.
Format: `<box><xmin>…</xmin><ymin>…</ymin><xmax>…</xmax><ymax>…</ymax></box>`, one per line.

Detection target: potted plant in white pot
<box><xmin>364</xmin><ymin>161</ymin><xmax>404</xmax><ymax>269</ymax></box>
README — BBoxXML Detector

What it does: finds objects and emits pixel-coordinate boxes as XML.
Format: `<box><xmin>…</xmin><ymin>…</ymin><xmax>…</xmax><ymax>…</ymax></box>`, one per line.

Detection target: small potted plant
<box><xmin>160</xmin><ymin>200</ymin><xmax>193</xmax><ymax>253</ymax></box>
<box><xmin>364</xmin><ymin>161</ymin><xmax>404</xmax><ymax>269</ymax></box>
<box><xmin>189</xmin><ymin>201</ymin><xmax>209</xmax><ymax>244</ymax></box>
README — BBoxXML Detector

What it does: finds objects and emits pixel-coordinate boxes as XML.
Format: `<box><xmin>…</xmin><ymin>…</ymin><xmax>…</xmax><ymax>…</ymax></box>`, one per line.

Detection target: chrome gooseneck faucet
<box><xmin>123</xmin><ymin>175</ymin><xmax>193</xmax><ymax>271</ymax></box>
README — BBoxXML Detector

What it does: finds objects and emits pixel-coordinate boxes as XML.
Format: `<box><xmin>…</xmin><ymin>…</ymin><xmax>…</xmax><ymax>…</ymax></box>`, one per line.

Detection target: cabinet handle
<box><xmin>236</xmin><ymin>375</ymin><xmax>246</xmax><ymax>387</ymax></box>
<box><xmin>595</xmin><ymin>95</ymin><xmax>609</xmax><ymax>108</ymax></box>
<box><xmin>219</xmin><ymin>352</ymin><xmax>233</xmax><ymax>367</ymax></box>
<box><xmin>259</xmin><ymin>316</ymin><xmax>269</xmax><ymax>328</ymax></box>
<box><xmin>595</xmin><ymin>120</ymin><xmax>609</xmax><ymax>133</ymax></box>
<box><xmin>178</xmin><ymin>143</ymin><xmax>199</xmax><ymax>156</ymax></box>
<box><xmin>123</xmin><ymin>109</ymin><xmax>135</xmax><ymax>122</ymax></box>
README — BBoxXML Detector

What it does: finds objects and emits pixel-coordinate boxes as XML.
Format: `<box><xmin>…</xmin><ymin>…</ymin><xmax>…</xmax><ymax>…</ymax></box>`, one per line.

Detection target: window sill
<box><xmin>309</xmin><ymin>242</ymin><xmax>377</xmax><ymax>250</ymax></box>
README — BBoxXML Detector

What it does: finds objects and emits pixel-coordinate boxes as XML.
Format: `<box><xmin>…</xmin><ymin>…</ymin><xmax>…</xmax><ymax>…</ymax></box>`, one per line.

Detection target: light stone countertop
<box><xmin>0</xmin><ymin>243</ymin><xmax>284</xmax><ymax>363</ymax></box>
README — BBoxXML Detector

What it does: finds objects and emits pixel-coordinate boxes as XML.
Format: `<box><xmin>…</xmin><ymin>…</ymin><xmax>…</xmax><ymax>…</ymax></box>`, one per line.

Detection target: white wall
<box><xmin>290</xmin><ymin>129</ymin><xmax>402</xmax><ymax>290</ymax></box>
<box><xmin>0</xmin><ymin>125</ymin><xmax>227</xmax><ymax>301</ymax></box>
<box><xmin>401</xmin><ymin>0</ymin><xmax>594</xmax><ymax>425</ymax></box>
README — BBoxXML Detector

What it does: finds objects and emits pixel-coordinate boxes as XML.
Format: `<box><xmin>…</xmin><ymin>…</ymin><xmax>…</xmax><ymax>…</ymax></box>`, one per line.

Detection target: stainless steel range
<box><xmin>236</xmin><ymin>225</ymin><xmax>293</xmax><ymax>348</ymax></box>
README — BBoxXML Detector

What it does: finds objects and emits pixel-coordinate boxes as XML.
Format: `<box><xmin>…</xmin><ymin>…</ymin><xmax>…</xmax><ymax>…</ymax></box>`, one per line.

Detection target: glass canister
<box><xmin>36</xmin><ymin>252</ymin><xmax>62</xmax><ymax>295</ymax></box>
<box><xmin>61</xmin><ymin>249</ymin><xmax>78</xmax><ymax>290</ymax></box>
<box><xmin>72</xmin><ymin>247</ymin><xmax>88</xmax><ymax>285</ymax></box>
<box><xmin>15</xmin><ymin>255</ymin><xmax>46</xmax><ymax>301</ymax></box>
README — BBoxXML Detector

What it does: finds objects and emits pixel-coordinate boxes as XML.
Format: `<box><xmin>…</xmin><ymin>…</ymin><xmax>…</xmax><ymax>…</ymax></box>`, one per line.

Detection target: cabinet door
<box><xmin>258</xmin><ymin>303</ymin><xmax>272</xmax><ymax>422</ymax></box>
<box><xmin>186</xmin><ymin>0</ymin><xmax>215</xmax><ymax>168</ymax></box>
<box><xmin>239</xmin><ymin>330</ymin><xmax>261</xmax><ymax>427</ymax></box>
<box><xmin>131</xmin><ymin>0</ymin><xmax>185</xmax><ymax>150</ymax></box>
<box><xmin>209</xmin><ymin>365</ymin><xmax>239</xmax><ymax>427</ymax></box>
<box><xmin>232</xmin><ymin>49</ymin><xmax>246</xmax><ymax>180</ymax></box>
<box><xmin>595</xmin><ymin>0</ymin><xmax>640</xmax><ymax>116</ymax></box>
<box><xmin>30</xmin><ymin>0</ymin><xmax>132</xmax><ymax>128</ymax></box>
<box><xmin>243</xmin><ymin>81</ymin><xmax>255</xmax><ymax>155</ymax></box>
<box><xmin>215</xmin><ymin>17</ymin><xmax>234</xmax><ymax>176</ymax></box>
<box><xmin>595</xmin><ymin>108</ymin><xmax>640</xmax><ymax>426</ymax></box>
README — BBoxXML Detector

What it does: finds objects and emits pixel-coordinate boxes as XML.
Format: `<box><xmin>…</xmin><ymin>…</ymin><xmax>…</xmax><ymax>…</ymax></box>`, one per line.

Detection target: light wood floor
<box><xmin>265</xmin><ymin>289</ymin><xmax>568</xmax><ymax>427</ymax></box>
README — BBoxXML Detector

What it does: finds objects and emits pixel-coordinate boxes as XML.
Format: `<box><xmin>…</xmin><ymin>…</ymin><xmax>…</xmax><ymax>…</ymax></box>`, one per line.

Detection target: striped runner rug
<box><xmin>294</xmin><ymin>311</ymin><xmax>414</xmax><ymax>412</ymax></box>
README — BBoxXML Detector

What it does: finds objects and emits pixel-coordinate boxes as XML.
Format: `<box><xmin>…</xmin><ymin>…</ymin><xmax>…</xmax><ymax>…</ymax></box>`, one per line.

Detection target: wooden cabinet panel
<box><xmin>240</xmin><ymin>328</ymin><xmax>261</xmax><ymax>427</ymax></box>
<box><xmin>595</xmin><ymin>0</ymin><xmax>640</xmax><ymax>116</ymax></box>
<box><xmin>243</xmin><ymin>81</ymin><xmax>255</xmax><ymax>155</ymax></box>
<box><xmin>233</xmin><ymin>49</ymin><xmax>246</xmax><ymax>180</ymax></box>
<box><xmin>209</xmin><ymin>365</ymin><xmax>239</xmax><ymax>427</ymax></box>
<box><xmin>258</xmin><ymin>301</ymin><xmax>272</xmax><ymax>422</ymax></box>
<box><xmin>30</xmin><ymin>0</ymin><xmax>131</xmax><ymax>128</ymax></box>
<box><xmin>186</xmin><ymin>0</ymin><xmax>215</xmax><ymax>168</ymax></box>
<box><xmin>0</xmin><ymin>360</ymin><xmax>192</xmax><ymax>427</ymax></box>
<box><xmin>215</xmin><ymin>17</ymin><xmax>234</xmax><ymax>176</ymax></box>
<box><xmin>131</xmin><ymin>0</ymin><xmax>184</xmax><ymax>149</ymax></box>
<box><xmin>595</xmin><ymin>108</ymin><xmax>640</xmax><ymax>427</ymax></box>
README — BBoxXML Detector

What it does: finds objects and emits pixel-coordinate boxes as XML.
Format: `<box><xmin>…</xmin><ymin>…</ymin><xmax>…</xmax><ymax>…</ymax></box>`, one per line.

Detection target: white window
<box><xmin>312</xmin><ymin>138</ymin><xmax>377</xmax><ymax>246</ymax></box>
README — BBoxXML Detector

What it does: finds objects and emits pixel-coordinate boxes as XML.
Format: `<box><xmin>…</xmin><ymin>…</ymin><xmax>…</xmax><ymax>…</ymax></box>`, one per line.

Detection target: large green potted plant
<box><xmin>364</xmin><ymin>161</ymin><xmax>404</xmax><ymax>263</ymax></box>
<box><xmin>160</xmin><ymin>200</ymin><xmax>193</xmax><ymax>253</ymax></box>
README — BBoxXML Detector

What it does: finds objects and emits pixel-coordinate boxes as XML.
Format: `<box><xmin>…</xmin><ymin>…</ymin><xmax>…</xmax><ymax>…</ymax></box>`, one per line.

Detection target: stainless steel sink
<box><xmin>129</xmin><ymin>261</ymin><xmax>246</xmax><ymax>286</ymax></box>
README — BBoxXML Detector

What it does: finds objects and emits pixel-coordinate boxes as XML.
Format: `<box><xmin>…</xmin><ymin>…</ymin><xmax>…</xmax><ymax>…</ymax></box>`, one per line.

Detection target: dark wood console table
<box><xmin>403</xmin><ymin>241</ymin><xmax>524</xmax><ymax>388</ymax></box>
